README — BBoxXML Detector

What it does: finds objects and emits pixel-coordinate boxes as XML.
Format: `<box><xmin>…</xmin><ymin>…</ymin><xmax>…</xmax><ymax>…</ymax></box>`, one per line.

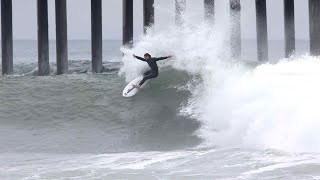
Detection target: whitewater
<box><xmin>1</xmin><ymin>1</ymin><xmax>320</xmax><ymax>180</ymax></box>
<box><xmin>121</xmin><ymin>5</ymin><xmax>320</xmax><ymax>154</ymax></box>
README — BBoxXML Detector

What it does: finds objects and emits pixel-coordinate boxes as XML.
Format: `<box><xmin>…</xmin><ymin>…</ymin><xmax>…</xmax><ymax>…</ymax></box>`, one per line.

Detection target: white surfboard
<box><xmin>122</xmin><ymin>76</ymin><xmax>147</xmax><ymax>97</ymax></box>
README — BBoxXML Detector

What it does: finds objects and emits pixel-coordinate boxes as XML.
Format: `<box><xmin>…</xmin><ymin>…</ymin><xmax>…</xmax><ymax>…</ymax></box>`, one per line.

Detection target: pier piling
<box><xmin>309</xmin><ymin>0</ymin><xmax>320</xmax><ymax>56</ymax></box>
<box><xmin>91</xmin><ymin>0</ymin><xmax>103</xmax><ymax>73</ymax></box>
<box><xmin>123</xmin><ymin>0</ymin><xmax>133</xmax><ymax>47</ymax></box>
<box><xmin>55</xmin><ymin>0</ymin><xmax>68</xmax><ymax>75</ymax></box>
<box><xmin>3</xmin><ymin>0</ymin><xmax>320</xmax><ymax>75</ymax></box>
<box><xmin>143</xmin><ymin>0</ymin><xmax>154</xmax><ymax>34</ymax></box>
<box><xmin>284</xmin><ymin>0</ymin><xmax>295</xmax><ymax>58</ymax></box>
<box><xmin>230</xmin><ymin>0</ymin><xmax>241</xmax><ymax>60</ymax></box>
<box><xmin>37</xmin><ymin>0</ymin><xmax>50</xmax><ymax>76</ymax></box>
<box><xmin>255</xmin><ymin>0</ymin><xmax>268</xmax><ymax>62</ymax></box>
<box><xmin>204</xmin><ymin>0</ymin><xmax>215</xmax><ymax>22</ymax></box>
<box><xmin>1</xmin><ymin>0</ymin><xmax>13</xmax><ymax>75</ymax></box>
<box><xmin>175</xmin><ymin>0</ymin><xmax>186</xmax><ymax>26</ymax></box>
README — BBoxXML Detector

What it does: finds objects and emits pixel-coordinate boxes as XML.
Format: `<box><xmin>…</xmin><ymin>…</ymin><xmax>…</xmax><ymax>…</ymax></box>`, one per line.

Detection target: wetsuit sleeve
<box><xmin>134</xmin><ymin>56</ymin><xmax>146</xmax><ymax>61</ymax></box>
<box><xmin>153</xmin><ymin>56</ymin><xmax>170</xmax><ymax>61</ymax></box>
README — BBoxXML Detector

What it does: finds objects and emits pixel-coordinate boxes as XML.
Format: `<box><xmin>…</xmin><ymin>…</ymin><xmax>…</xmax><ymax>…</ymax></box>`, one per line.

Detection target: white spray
<box><xmin>120</xmin><ymin>1</ymin><xmax>320</xmax><ymax>153</ymax></box>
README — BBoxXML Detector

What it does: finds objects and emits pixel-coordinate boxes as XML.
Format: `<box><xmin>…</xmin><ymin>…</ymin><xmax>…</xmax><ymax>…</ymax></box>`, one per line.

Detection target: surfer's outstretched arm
<box><xmin>154</xmin><ymin>55</ymin><xmax>173</xmax><ymax>61</ymax></box>
<box><xmin>133</xmin><ymin>54</ymin><xmax>145</xmax><ymax>61</ymax></box>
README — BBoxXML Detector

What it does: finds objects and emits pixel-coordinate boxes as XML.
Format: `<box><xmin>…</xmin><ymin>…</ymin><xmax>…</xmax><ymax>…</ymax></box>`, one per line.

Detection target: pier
<box><xmin>0</xmin><ymin>0</ymin><xmax>319</xmax><ymax>75</ymax></box>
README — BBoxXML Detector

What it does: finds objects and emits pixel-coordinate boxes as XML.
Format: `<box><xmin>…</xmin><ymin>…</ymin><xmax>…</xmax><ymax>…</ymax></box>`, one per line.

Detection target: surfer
<box><xmin>132</xmin><ymin>53</ymin><xmax>172</xmax><ymax>88</ymax></box>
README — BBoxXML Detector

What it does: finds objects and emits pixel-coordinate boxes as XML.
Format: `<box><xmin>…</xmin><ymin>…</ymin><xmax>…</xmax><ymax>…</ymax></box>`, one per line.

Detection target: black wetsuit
<box><xmin>135</xmin><ymin>55</ymin><xmax>170</xmax><ymax>86</ymax></box>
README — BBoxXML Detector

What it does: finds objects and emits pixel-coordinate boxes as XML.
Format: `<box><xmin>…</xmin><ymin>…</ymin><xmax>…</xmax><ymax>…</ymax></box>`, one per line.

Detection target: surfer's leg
<box><xmin>139</xmin><ymin>73</ymin><xmax>158</xmax><ymax>86</ymax></box>
<box><xmin>138</xmin><ymin>70</ymin><xmax>153</xmax><ymax>86</ymax></box>
<box><xmin>138</xmin><ymin>77</ymin><xmax>147</xmax><ymax>86</ymax></box>
<box><xmin>143</xmin><ymin>70</ymin><xmax>152</xmax><ymax>76</ymax></box>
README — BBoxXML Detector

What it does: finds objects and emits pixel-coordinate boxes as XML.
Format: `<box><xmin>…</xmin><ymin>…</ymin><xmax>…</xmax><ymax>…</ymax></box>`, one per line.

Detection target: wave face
<box><xmin>120</xmin><ymin>2</ymin><xmax>320</xmax><ymax>153</ymax></box>
<box><xmin>0</xmin><ymin>71</ymin><xmax>201</xmax><ymax>154</ymax></box>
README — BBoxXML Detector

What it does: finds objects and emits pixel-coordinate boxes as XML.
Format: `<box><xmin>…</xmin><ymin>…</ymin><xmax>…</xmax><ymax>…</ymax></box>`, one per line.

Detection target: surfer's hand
<box><xmin>133</xmin><ymin>54</ymin><xmax>136</xmax><ymax>58</ymax></box>
<box><xmin>168</xmin><ymin>55</ymin><xmax>173</xmax><ymax>59</ymax></box>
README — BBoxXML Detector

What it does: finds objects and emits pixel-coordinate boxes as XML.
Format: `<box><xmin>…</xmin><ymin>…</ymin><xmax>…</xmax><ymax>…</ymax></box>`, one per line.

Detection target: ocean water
<box><xmin>2</xmin><ymin>6</ymin><xmax>320</xmax><ymax>180</ymax></box>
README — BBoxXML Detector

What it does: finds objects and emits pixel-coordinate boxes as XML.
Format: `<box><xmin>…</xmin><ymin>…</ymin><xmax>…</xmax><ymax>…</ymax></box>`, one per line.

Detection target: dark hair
<box><xmin>144</xmin><ymin>53</ymin><xmax>151</xmax><ymax>58</ymax></box>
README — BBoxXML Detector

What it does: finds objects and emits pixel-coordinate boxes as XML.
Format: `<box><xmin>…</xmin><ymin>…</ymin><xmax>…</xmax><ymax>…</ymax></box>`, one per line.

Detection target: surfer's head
<box><xmin>144</xmin><ymin>53</ymin><xmax>151</xmax><ymax>60</ymax></box>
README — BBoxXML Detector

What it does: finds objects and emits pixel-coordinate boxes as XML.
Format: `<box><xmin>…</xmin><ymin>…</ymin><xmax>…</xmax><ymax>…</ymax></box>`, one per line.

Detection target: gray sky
<box><xmin>9</xmin><ymin>0</ymin><xmax>309</xmax><ymax>40</ymax></box>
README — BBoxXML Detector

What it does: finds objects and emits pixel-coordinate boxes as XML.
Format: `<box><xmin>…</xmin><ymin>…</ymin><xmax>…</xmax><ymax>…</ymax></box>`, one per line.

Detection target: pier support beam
<box><xmin>284</xmin><ymin>0</ymin><xmax>295</xmax><ymax>58</ymax></box>
<box><xmin>143</xmin><ymin>0</ymin><xmax>154</xmax><ymax>34</ymax></box>
<box><xmin>91</xmin><ymin>0</ymin><xmax>103</xmax><ymax>73</ymax></box>
<box><xmin>230</xmin><ymin>0</ymin><xmax>241</xmax><ymax>60</ymax></box>
<box><xmin>55</xmin><ymin>0</ymin><xmax>68</xmax><ymax>75</ymax></box>
<box><xmin>123</xmin><ymin>0</ymin><xmax>133</xmax><ymax>47</ymax></box>
<box><xmin>255</xmin><ymin>0</ymin><xmax>268</xmax><ymax>62</ymax></box>
<box><xmin>1</xmin><ymin>0</ymin><xmax>13</xmax><ymax>75</ymax></box>
<box><xmin>175</xmin><ymin>0</ymin><xmax>186</xmax><ymax>26</ymax></box>
<box><xmin>309</xmin><ymin>0</ymin><xmax>320</xmax><ymax>56</ymax></box>
<box><xmin>37</xmin><ymin>0</ymin><xmax>50</xmax><ymax>76</ymax></box>
<box><xmin>204</xmin><ymin>0</ymin><xmax>215</xmax><ymax>22</ymax></box>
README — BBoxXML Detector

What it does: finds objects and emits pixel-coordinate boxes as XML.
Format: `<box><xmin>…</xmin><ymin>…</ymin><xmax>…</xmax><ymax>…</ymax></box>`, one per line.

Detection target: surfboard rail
<box><xmin>122</xmin><ymin>76</ymin><xmax>144</xmax><ymax>97</ymax></box>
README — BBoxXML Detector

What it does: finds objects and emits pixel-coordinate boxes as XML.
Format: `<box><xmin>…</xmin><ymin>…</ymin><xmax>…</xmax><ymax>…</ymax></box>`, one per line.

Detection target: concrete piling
<box><xmin>91</xmin><ymin>0</ymin><xmax>103</xmax><ymax>73</ymax></box>
<box><xmin>175</xmin><ymin>0</ymin><xmax>186</xmax><ymax>26</ymax></box>
<box><xmin>37</xmin><ymin>0</ymin><xmax>50</xmax><ymax>76</ymax></box>
<box><xmin>3</xmin><ymin>0</ymin><xmax>320</xmax><ymax>75</ymax></box>
<box><xmin>230</xmin><ymin>0</ymin><xmax>241</xmax><ymax>60</ymax></box>
<box><xmin>204</xmin><ymin>0</ymin><xmax>215</xmax><ymax>22</ymax></box>
<box><xmin>143</xmin><ymin>0</ymin><xmax>154</xmax><ymax>34</ymax></box>
<box><xmin>309</xmin><ymin>0</ymin><xmax>320</xmax><ymax>56</ymax></box>
<box><xmin>1</xmin><ymin>0</ymin><xmax>13</xmax><ymax>75</ymax></box>
<box><xmin>123</xmin><ymin>0</ymin><xmax>133</xmax><ymax>47</ymax></box>
<box><xmin>255</xmin><ymin>0</ymin><xmax>268</xmax><ymax>62</ymax></box>
<box><xmin>55</xmin><ymin>0</ymin><xmax>68</xmax><ymax>75</ymax></box>
<box><xmin>284</xmin><ymin>0</ymin><xmax>295</xmax><ymax>58</ymax></box>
